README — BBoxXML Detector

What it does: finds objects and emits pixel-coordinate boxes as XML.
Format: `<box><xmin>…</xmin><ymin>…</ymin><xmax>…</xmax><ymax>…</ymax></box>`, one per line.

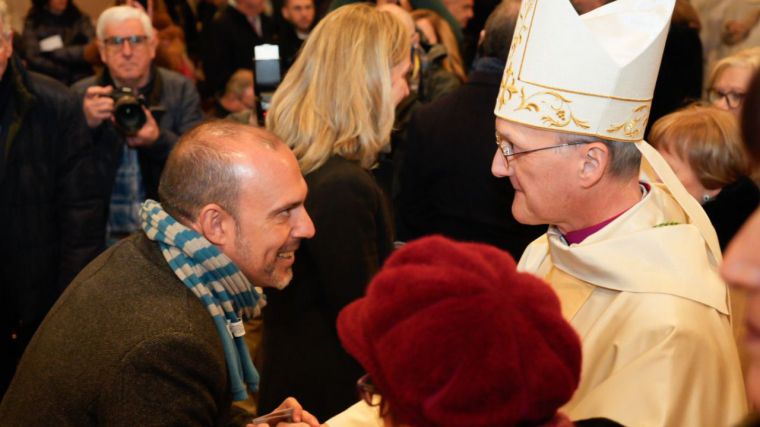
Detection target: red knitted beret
<box><xmin>337</xmin><ymin>235</ymin><xmax>582</xmax><ymax>427</ymax></box>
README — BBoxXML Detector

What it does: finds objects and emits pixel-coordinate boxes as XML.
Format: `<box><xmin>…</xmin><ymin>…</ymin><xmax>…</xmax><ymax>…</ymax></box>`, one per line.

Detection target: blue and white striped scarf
<box><xmin>140</xmin><ymin>199</ymin><xmax>262</xmax><ymax>401</ymax></box>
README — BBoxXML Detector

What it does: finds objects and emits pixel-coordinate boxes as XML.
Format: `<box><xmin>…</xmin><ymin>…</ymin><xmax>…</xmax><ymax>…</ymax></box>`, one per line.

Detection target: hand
<box><xmin>83</xmin><ymin>85</ymin><xmax>114</xmax><ymax>128</ymax></box>
<box><xmin>247</xmin><ymin>397</ymin><xmax>321</xmax><ymax>427</ymax></box>
<box><xmin>125</xmin><ymin>107</ymin><xmax>160</xmax><ymax>148</ymax></box>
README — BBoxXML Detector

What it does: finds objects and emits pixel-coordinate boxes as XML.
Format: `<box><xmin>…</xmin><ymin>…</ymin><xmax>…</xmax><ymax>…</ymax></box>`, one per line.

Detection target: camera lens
<box><xmin>113</xmin><ymin>96</ymin><xmax>147</xmax><ymax>136</ymax></box>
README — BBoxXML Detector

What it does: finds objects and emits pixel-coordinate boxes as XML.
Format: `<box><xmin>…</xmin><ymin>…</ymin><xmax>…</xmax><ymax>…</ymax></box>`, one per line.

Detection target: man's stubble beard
<box><xmin>235</xmin><ymin>226</ymin><xmax>294</xmax><ymax>290</ymax></box>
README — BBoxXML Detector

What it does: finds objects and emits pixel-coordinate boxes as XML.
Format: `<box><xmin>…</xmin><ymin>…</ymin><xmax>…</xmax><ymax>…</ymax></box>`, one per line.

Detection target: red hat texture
<box><xmin>337</xmin><ymin>235</ymin><xmax>582</xmax><ymax>427</ymax></box>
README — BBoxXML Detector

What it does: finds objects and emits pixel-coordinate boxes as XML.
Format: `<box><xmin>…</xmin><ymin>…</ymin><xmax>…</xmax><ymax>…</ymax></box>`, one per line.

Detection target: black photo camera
<box><xmin>110</xmin><ymin>87</ymin><xmax>147</xmax><ymax>136</ymax></box>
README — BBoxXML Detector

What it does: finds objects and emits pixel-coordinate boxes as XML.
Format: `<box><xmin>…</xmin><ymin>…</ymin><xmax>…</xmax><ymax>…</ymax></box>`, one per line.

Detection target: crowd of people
<box><xmin>1</xmin><ymin>0</ymin><xmax>760</xmax><ymax>426</ymax></box>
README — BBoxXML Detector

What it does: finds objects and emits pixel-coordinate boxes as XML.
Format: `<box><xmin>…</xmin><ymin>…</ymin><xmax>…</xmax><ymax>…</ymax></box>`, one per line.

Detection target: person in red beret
<box><xmin>327</xmin><ymin>235</ymin><xmax>587</xmax><ymax>427</ymax></box>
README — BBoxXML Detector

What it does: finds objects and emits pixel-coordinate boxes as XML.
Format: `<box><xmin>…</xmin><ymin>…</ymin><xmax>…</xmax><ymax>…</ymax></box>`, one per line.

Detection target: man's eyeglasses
<box><xmin>707</xmin><ymin>88</ymin><xmax>746</xmax><ymax>109</ymax></box>
<box><xmin>495</xmin><ymin>132</ymin><xmax>590</xmax><ymax>166</ymax></box>
<box><xmin>103</xmin><ymin>35</ymin><xmax>149</xmax><ymax>50</ymax></box>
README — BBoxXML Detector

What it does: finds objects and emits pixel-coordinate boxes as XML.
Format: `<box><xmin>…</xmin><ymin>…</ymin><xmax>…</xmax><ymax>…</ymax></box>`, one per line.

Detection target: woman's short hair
<box><xmin>650</xmin><ymin>104</ymin><xmax>749</xmax><ymax>189</ymax></box>
<box><xmin>411</xmin><ymin>9</ymin><xmax>465</xmax><ymax>82</ymax></box>
<box><xmin>266</xmin><ymin>3</ymin><xmax>410</xmax><ymax>175</ymax></box>
<box><xmin>707</xmin><ymin>48</ymin><xmax>760</xmax><ymax>91</ymax></box>
<box><xmin>96</xmin><ymin>5</ymin><xmax>153</xmax><ymax>40</ymax></box>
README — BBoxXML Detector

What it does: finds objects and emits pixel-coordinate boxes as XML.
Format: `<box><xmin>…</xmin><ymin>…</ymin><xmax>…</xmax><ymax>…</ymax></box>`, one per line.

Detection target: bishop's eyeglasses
<box><xmin>495</xmin><ymin>132</ymin><xmax>590</xmax><ymax>166</ymax></box>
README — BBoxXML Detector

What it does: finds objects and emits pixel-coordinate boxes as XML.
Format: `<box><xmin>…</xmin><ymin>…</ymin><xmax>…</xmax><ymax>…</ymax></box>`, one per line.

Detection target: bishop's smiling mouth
<box><xmin>277</xmin><ymin>252</ymin><xmax>295</xmax><ymax>259</ymax></box>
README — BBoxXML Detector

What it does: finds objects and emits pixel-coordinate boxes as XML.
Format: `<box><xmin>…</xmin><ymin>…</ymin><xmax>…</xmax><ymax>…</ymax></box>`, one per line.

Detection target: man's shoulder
<box><xmin>212</xmin><ymin>5</ymin><xmax>245</xmax><ymax>26</ymax></box>
<box><xmin>156</xmin><ymin>66</ymin><xmax>193</xmax><ymax>86</ymax></box>
<box><xmin>70</xmin><ymin>74</ymin><xmax>99</xmax><ymax>95</ymax></box>
<box><xmin>156</xmin><ymin>67</ymin><xmax>200</xmax><ymax>101</ymax></box>
<box><xmin>24</xmin><ymin>70</ymin><xmax>78</xmax><ymax>105</ymax></box>
<box><xmin>53</xmin><ymin>233</ymin><xmax>217</xmax><ymax>344</ymax></box>
<box><xmin>69</xmin><ymin>233</ymin><xmax>177</xmax><ymax>295</ymax></box>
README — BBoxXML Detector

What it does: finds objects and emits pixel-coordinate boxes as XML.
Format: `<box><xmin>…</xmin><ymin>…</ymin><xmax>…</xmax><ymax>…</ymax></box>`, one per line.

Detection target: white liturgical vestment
<box><xmin>518</xmin><ymin>183</ymin><xmax>747</xmax><ymax>427</ymax></box>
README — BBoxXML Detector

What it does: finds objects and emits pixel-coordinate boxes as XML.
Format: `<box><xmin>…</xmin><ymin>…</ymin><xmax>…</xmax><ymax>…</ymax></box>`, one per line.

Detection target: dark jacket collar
<box><xmin>467</xmin><ymin>56</ymin><xmax>505</xmax><ymax>86</ymax></box>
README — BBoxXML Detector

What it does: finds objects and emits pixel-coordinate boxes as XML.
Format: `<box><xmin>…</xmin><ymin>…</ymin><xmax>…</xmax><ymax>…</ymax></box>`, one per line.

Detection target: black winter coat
<box><xmin>0</xmin><ymin>56</ymin><xmax>107</xmax><ymax>394</ymax></box>
<box><xmin>21</xmin><ymin>5</ymin><xmax>95</xmax><ymax>85</ymax></box>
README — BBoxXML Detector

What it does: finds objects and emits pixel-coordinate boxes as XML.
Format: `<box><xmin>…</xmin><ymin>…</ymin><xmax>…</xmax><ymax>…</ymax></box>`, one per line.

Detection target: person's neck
<box><xmin>556</xmin><ymin>178</ymin><xmax>642</xmax><ymax>235</ymax></box>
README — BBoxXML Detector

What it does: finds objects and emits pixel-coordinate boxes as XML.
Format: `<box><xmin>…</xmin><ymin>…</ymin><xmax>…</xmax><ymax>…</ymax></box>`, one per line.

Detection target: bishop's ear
<box><xmin>579</xmin><ymin>142</ymin><xmax>609</xmax><ymax>187</ymax></box>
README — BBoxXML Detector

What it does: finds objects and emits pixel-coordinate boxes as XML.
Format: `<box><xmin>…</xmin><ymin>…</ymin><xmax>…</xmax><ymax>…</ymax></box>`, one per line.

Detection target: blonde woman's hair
<box><xmin>650</xmin><ymin>104</ymin><xmax>750</xmax><ymax>189</ymax></box>
<box><xmin>266</xmin><ymin>3</ymin><xmax>410</xmax><ymax>174</ymax></box>
<box><xmin>411</xmin><ymin>9</ymin><xmax>466</xmax><ymax>83</ymax></box>
<box><xmin>708</xmin><ymin>48</ymin><xmax>760</xmax><ymax>91</ymax></box>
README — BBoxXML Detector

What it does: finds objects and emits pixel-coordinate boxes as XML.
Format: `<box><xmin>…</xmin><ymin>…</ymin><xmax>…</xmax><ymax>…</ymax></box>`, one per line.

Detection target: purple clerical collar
<box><xmin>563</xmin><ymin>182</ymin><xmax>650</xmax><ymax>244</ymax></box>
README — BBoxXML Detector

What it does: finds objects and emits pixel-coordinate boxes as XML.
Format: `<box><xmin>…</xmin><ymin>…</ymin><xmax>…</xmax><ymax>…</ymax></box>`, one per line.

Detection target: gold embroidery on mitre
<box><xmin>607</xmin><ymin>105</ymin><xmax>650</xmax><ymax>138</ymax></box>
<box><xmin>515</xmin><ymin>88</ymin><xmax>590</xmax><ymax>129</ymax></box>
<box><xmin>498</xmin><ymin>0</ymin><xmax>536</xmax><ymax>110</ymax></box>
<box><xmin>510</xmin><ymin>0</ymin><xmax>535</xmax><ymax>61</ymax></box>
<box><xmin>498</xmin><ymin>63</ymin><xmax>518</xmax><ymax>109</ymax></box>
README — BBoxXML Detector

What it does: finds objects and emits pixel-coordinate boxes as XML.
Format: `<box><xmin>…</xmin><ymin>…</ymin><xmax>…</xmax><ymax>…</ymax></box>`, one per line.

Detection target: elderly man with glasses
<box><xmin>72</xmin><ymin>5</ymin><xmax>203</xmax><ymax>245</ymax></box>
<box><xmin>490</xmin><ymin>0</ymin><xmax>746</xmax><ymax>426</ymax></box>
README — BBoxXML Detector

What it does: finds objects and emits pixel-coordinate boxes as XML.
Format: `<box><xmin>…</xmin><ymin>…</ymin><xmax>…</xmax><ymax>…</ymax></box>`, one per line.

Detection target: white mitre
<box><xmin>495</xmin><ymin>0</ymin><xmax>672</xmax><ymax>140</ymax></box>
<box><xmin>494</xmin><ymin>0</ymin><xmax>723</xmax><ymax>261</ymax></box>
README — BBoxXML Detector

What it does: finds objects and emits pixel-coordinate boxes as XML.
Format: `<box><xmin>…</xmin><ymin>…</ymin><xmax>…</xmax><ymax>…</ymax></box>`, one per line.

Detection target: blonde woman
<box><xmin>650</xmin><ymin>104</ymin><xmax>759</xmax><ymax>249</ymax></box>
<box><xmin>259</xmin><ymin>3</ymin><xmax>411</xmax><ymax>421</ymax></box>
<box><xmin>706</xmin><ymin>47</ymin><xmax>760</xmax><ymax>117</ymax></box>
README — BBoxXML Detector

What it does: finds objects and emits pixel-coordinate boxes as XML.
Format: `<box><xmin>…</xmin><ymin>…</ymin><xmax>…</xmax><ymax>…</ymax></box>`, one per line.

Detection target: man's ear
<box><xmin>147</xmin><ymin>34</ymin><xmax>158</xmax><ymax>60</ymax></box>
<box><xmin>194</xmin><ymin>203</ymin><xmax>236</xmax><ymax>246</ymax></box>
<box><xmin>97</xmin><ymin>40</ymin><xmax>107</xmax><ymax>64</ymax></box>
<box><xmin>579</xmin><ymin>142</ymin><xmax>608</xmax><ymax>188</ymax></box>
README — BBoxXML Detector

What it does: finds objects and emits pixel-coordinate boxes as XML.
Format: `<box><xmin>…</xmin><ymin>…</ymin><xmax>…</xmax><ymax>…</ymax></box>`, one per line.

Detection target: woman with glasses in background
<box><xmin>259</xmin><ymin>3</ymin><xmax>411</xmax><ymax>421</ymax></box>
<box><xmin>707</xmin><ymin>47</ymin><xmax>760</xmax><ymax>117</ymax></box>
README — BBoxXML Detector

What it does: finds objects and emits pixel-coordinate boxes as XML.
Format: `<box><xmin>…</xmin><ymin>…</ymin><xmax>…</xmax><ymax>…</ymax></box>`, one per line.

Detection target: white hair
<box><xmin>0</xmin><ymin>0</ymin><xmax>11</xmax><ymax>39</ymax></box>
<box><xmin>96</xmin><ymin>5</ymin><xmax>154</xmax><ymax>40</ymax></box>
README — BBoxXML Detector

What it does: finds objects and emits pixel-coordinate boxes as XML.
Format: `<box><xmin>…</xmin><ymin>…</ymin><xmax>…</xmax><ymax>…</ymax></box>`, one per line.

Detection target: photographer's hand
<box><xmin>83</xmin><ymin>85</ymin><xmax>114</xmax><ymax>128</ymax></box>
<box><xmin>126</xmin><ymin>107</ymin><xmax>160</xmax><ymax>148</ymax></box>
